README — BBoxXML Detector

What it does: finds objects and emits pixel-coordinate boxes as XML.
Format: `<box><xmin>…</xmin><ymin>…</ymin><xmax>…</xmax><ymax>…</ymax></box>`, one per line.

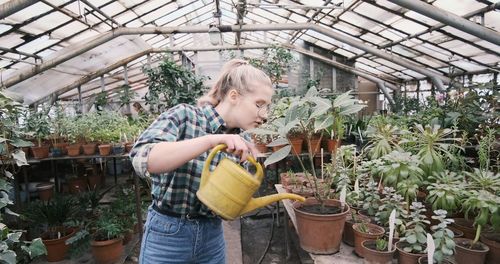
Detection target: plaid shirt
<box><xmin>130</xmin><ymin>104</ymin><xmax>246</xmax><ymax>217</ymax></box>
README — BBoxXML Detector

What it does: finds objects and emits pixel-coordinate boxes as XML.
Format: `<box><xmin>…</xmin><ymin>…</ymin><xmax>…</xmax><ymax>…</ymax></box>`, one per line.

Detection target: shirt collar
<box><xmin>202</xmin><ymin>105</ymin><xmax>226</xmax><ymax>134</ymax></box>
<box><xmin>201</xmin><ymin>105</ymin><xmax>241</xmax><ymax>134</ymax></box>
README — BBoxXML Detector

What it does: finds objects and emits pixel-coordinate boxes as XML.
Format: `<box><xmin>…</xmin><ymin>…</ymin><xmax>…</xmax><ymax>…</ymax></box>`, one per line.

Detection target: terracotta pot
<box><xmin>68</xmin><ymin>177</ymin><xmax>87</xmax><ymax>194</ymax></box>
<box><xmin>417</xmin><ymin>256</ymin><xmax>453</xmax><ymax>264</ymax></box>
<box><xmin>125</xmin><ymin>142</ymin><xmax>134</xmax><ymax>153</ymax></box>
<box><xmin>455</xmin><ymin>238</ymin><xmax>489</xmax><ymax>264</ymax></box>
<box><xmin>98</xmin><ymin>144</ymin><xmax>112</xmax><ymax>156</ymax></box>
<box><xmin>82</xmin><ymin>143</ymin><xmax>97</xmax><ymax>155</ymax></box>
<box><xmin>288</xmin><ymin>137</ymin><xmax>303</xmax><ymax>155</ymax></box>
<box><xmin>343</xmin><ymin>213</ymin><xmax>371</xmax><ymax>247</ymax></box>
<box><xmin>31</xmin><ymin>146</ymin><xmax>49</xmax><ymax>159</ymax></box>
<box><xmin>66</xmin><ymin>144</ymin><xmax>81</xmax><ymax>157</ymax></box>
<box><xmin>452</xmin><ymin>218</ymin><xmax>477</xmax><ymax>240</ymax></box>
<box><xmin>353</xmin><ymin>223</ymin><xmax>385</xmax><ymax>257</ymax></box>
<box><xmin>21</xmin><ymin>146</ymin><xmax>31</xmax><ymax>157</ymax></box>
<box><xmin>396</xmin><ymin>241</ymin><xmax>426</xmax><ymax>264</ymax></box>
<box><xmin>53</xmin><ymin>142</ymin><xmax>68</xmax><ymax>155</ymax></box>
<box><xmin>480</xmin><ymin>232</ymin><xmax>500</xmax><ymax>264</ymax></box>
<box><xmin>362</xmin><ymin>240</ymin><xmax>396</xmax><ymax>264</ymax></box>
<box><xmin>91</xmin><ymin>237</ymin><xmax>124</xmax><ymax>264</ymax></box>
<box><xmin>36</xmin><ymin>183</ymin><xmax>54</xmax><ymax>201</ymax></box>
<box><xmin>308</xmin><ymin>138</ymin><xmax>322</xmax><ymax>155</ymax></box>
<box><xmin>326</xmin><ymin>139</ymin><xmax>340</xmax><ymax>153</ymax></box>
<box><xmin>122</xmin><ymin>230</ymin><xmax>133</xmax><ymax>245</ymax></box>
<box><xmin>42</xmin><ymin>227</ymin><xmax>75</xmax><ymax>262</ymax></box>
<box><xmin>293</xmin><ymin>198</ymin><xmax>349</xmax><ymax>254</ymax></box>
<box><xmin>87</xmin><ymin>174</ymin><xmax>101</xmax><ymax>190</ymax></box>
<box><xmin>255</xmin><ymin>143</ymin><xmax>268</xmax><ymax>153</ymax></box>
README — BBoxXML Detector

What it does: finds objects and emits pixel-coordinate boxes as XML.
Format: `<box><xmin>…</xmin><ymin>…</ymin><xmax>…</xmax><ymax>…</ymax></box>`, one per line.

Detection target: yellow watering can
<box><xmin>197</xmin><ymin>144</ymin><xmax>306</xmax><ymax>220</ymax></box>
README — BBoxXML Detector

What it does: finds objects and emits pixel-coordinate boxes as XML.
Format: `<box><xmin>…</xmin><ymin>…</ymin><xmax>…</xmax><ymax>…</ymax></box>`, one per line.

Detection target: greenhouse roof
<box><xmin>0</xmin><ymin>0</ymin><xmax>499</xmax><ymax>105</ymax></box>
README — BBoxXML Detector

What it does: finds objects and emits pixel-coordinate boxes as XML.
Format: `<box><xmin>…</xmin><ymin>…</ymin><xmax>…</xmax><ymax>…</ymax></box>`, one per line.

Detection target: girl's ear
<box><xmin>227</xmin><ymin>89</ymin><xmax>239</xmax><ymax>103</ymax></box>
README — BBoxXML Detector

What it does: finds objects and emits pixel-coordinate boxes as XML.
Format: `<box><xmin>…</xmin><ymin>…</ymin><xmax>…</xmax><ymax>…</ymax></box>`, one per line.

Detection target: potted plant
<box><xmin>426</xmin><ymin>170</ymin><xmax>466</xmax><ymax>217</ymax></box>
<box><xmin>90</xmin><ymin>210</ymin><xmax>125</xmax><ymax>264</ymax></box>
<box><xmin>375</xmin><ymin>187</ymin><xmax>407</xmax><ymax>241</ymax></box>
<box><xmin>353</xmin><ymin>222</ymin><xmax>385</xmax><ymax>257</ymax></box>
<box><xmin>362</xmin><ymin>238</ymin><xmax>396</xmax><ymax>264</ymax></box>
<box><xmin>376</xmin><ymin>150</ymin><xmax>424</xmax><ymax>207</ymax></box>
<box><xmin>254</xmin><ymin>87</ymin><xmax>365</xmax><ymax>254</ymax></box>
<box><xmin>396</xmin><ymin>202</ymin><xmax>429</xmax><ymax>264</ymax></box>
<box><xmin>23</xmin><ymin>196</ymin><xmax>77</xmax><ymax>262</ymax></box>
<box><xmin>364</xmin><ymin>117</ymin><xmax>402</xmax><ymax>160</ymax></box>
<box><xmin>26</xmin><ymin>109</ymin><xmax>51</xmax><ymax>159</ymax></box>
<box><xmin>419</xmin><ymin>209</ymin><xmax>456</xmax><ymax>264</ymax></box>
<box><xmin>455</xmin><ymin>190</ymin><xmax>496</xmax><ymax>264</ymax></box>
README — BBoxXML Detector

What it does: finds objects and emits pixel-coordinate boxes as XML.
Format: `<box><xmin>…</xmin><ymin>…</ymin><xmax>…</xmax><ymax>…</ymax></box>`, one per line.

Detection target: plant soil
<box><xmin>298</xmin><ymin>204</ymin><xmax>341</xmax><ymax>214</ymax></box>
<box><xmin>458</xmin><ymin>240</ymin><xmax>487</xmax><ymax>250</ymax></box>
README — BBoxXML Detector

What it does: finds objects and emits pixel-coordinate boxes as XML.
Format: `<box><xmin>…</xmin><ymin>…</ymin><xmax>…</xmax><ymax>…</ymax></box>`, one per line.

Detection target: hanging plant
<box><xmin>143</xmin><ymin>57</ymin><xmax>207</xmax><ymax>114</ymax></box>
<box><xmin>246</xmin><ymin>45</ymin><xmax>296</xmax><ymax>87</ymax></box>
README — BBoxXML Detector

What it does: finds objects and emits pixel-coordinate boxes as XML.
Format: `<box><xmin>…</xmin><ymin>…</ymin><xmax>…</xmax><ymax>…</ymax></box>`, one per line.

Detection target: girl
<box><xmin>130</xmin><ymin>59</ymin><xmax>273</xmax><ymax>263</ymax></box>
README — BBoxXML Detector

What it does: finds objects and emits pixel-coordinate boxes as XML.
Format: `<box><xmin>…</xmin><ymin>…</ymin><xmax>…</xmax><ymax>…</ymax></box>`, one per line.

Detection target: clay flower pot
<box><xmin>98</xmin><ymin>144</ymin><xmax>112</xmax><ymax>156</ymax></box>
<box><xmin>91</xmin><ymin>237</ymin><xmax>124</xmax><ymax>264</ymax></box>
<box><xmin>362</xmin><ymin>240</ymin><xmax>396</xmax><ymax>264</ymax></box>
<box><xmin>480</xmin><ymin>232</ymin><xmax>500</xmax><ymax>264</ymax></box>
<box><xmin>455</xmin><ymin>237</ymin><xmax>489</xmax><ymax>264</ymax></box>
<box><xmin>395</xmin><ymin>241</ymin><xmax>426</xmax><ymax>264</ymax></box>
<box><xmin>352</xmin><ymin>223</ymin><xmax>385</xmax><ymax>257</ymax></box>
<box><xmin>36</xmin><ymin>183</ymin><xmax>54</xmax><ymax>201</ymax></box>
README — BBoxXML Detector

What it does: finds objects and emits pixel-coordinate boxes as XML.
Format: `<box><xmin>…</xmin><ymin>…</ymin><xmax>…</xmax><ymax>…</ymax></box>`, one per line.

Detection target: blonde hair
<box><xmin>197</xmin><ymin>59</ymin><xmax>272</xmax><ymax>107</ymax></box>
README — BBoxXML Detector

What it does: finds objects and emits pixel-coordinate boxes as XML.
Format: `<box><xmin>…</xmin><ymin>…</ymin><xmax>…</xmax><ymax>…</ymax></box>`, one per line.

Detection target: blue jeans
<box><xmin>140</xmin><ymin>206</ymin><xmax>225</xmax><ymax>264</ymax></box>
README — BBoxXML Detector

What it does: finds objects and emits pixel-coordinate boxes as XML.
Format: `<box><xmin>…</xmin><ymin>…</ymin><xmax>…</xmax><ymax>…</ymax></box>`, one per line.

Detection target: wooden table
<box><xmin>275</xmin><ymin>184</ymin><xmax>360</xmax><ymax>264</ymax></box>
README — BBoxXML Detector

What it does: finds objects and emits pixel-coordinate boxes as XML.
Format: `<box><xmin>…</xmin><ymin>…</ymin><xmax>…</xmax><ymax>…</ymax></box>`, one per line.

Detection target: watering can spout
<box><xmin>240</xmin><ymin>193</ymin><xmax>306</xmax><ymax>215</ymax></box>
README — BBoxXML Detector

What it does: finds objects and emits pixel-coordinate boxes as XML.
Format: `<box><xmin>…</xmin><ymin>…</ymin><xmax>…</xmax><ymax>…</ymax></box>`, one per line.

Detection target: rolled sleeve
<box><xmin>129</xmin><ymin>105</ymin><xmax>187</xmax><ymax>178</ymax></box>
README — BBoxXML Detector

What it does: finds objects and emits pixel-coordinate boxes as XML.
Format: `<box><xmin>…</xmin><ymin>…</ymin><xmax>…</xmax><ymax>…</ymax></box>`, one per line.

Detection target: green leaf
<box><xmin>11</xmin><ymin>150</ymin><xmax>28</xmax><ymax>167</ymax></box>
<box><xmin>406</xmin><ymin>234</ymin><xmax>417</xmax><ymax>243</ymax></box>
<box><xmin>7</xmin><ymin>232</ymin><xmax>22</xmax><ymax>243</ymax></box>
<box><xmin>339</xmin><ymin>104</ymin><xmax>366</xmax><ymax>115</ymax></box>
<box><xmin>264</xmin><ymin>145</ymin><xmax>291</xmax><ymax>167</ymax></box>
<box><xmin>267</xmin><ymin>138</ymin><xmax>288</xmax><ymax>147</ymax></box>
<box><xmin>314</xmin><ymin>115</ymin><xmax>333</xmax><ymax>132</ymax></box>
<box><xmin>27</xmin><ymin>238</ymin><xmax>47</xmax><ymax>258</ymax></box>
<box><xmin>0</xmin><ymin>250</ymin><xmax>17</xmax><ymax>264</ymax></box>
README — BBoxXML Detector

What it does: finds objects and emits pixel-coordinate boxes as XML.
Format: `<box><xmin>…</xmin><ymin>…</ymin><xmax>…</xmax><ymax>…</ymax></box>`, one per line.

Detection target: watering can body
<box><xmin>197</xmin><ymin>144</ymin><xmax>305</xmax><ymax>220</ymax></box>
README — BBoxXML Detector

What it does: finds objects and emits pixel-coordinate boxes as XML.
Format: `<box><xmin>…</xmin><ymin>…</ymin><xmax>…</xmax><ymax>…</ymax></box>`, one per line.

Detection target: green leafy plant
<box><xmin>23</xmin><ymin>196</ymin><xmax>77</xmax><ymax>237</ymax></box>
<box><xmin>376</xmin><ymin>238</ymin><xmax>388</xmax><ymax>251</ymax></box>
<box><xmin>118</xmin><ymin>84</ymin><xmax>137</xmax><ymax>107</ymax></box>
<box><xmin>375</xmin><ymin>187</ymin><xmax>406</xmax><ymax>237</ymax></box>
<box><xmin>144</xmin><ymin>58</ymin><xmax>206</xmax><ymax>113</ymax></box>
<box><xmin>246</xmin><ymin>45</ymin><xmax>296</xmax><ymax>87</ymax></box>
<box><xmin>25</xmin><ymin>109</ymin><xmax>51</xmax><ymax>147</ymax></box>
<box><xmin>427</xmin><ymin>170</ymin><xmax>466</xmax><ymax>214</ymax></box>
<box><xmin>361</xmin><ymin>181</ymin><xmax>381</xmax><ymax>217</ymax></box>
<box><xmin>376</xmin><ymin>151</ymin><xmax>424</xmax><ymax>206</ymax></box>
<box><xmin>430</xmin><ymin>210</ymin><xmax>455</xmax><ymax>263</ymax></box>
<box><xmin>462</xmin><ymin>190</ymin><xmax>500</xmax><ymax>245</ymax></box>
<box><xmin>400</xmin><ymin>202</ymin><xmax>430</xmax><ymax>254</ymax></box>
<box><xmin>94</xmin><ymin>91</ymin><xmax>108</xmax><ymax>111</ymax></box>
<box><xmin>364</xmin><ymin>118</ymin><xmax>402</xmax><ymax>160</ymax></box>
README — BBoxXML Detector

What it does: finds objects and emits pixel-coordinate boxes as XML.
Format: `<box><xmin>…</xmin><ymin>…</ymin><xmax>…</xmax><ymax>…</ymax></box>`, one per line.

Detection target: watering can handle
<box><xmin>200</xmin><ymin>144</ymin><xmax>263</xmax><ymax>188</ymax></box>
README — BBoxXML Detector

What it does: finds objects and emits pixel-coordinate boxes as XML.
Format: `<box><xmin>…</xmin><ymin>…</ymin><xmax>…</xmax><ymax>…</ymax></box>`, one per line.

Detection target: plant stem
<box><xmin>471</xmin><ymin>224</ymin><xmax>482</xmax><ymax>246</ymax></box>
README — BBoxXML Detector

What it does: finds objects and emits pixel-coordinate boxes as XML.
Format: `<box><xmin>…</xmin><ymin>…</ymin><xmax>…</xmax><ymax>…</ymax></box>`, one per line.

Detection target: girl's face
<box><xmin>232</xmin><ymin>81</ymin><xmax>273</xmax><ymax>130</ymax></box>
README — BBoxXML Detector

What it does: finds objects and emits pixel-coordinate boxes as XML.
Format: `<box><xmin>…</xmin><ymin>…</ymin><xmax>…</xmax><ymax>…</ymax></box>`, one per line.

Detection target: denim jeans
<box><xmin>140</xmin><ymin>206</ymin><xmax>225</xmax><ymax>264</ymax></box>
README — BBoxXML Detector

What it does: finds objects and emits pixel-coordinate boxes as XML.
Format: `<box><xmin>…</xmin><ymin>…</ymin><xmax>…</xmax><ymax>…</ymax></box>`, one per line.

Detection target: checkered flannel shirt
<box><xmin>130</xmin><ymin>104</ymin><xmax>249</xmax><ymax>217</ymax></box>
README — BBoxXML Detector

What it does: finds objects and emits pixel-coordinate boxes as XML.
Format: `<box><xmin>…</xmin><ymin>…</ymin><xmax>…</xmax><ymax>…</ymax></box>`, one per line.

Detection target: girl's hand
<box><xmin>207</xmin><ymin>134</ymin><xmax>259</xmax><ymax>162</ymax></box>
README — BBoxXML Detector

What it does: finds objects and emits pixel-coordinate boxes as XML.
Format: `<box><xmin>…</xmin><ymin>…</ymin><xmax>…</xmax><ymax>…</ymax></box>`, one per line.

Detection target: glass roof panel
<box><xmin>391</xmin><ymin>45</ymin><xmax>420</xmax><ymax>58</ymax></box>
<box><xmin>475</xmin><ymin>40</ymin><xmax>500</xmax><ymax>53</ymax></box>
<box><xmin>390</xmin><ymin>18</ymin><xmax>428</xmax><ymax>35</ymax></box>
<box><xmin>135</xmin><ymin>0</ymin><xmax>170</xmax><ymax>14</ymax></box>
<box><xmin>333</xmin><ymin>48</ymin><xmax>355</xmax><ymax>58</ymax></box>
<box><xmin>252</xmin><ymin>8</ymin><xmax>287</xmax><ymax>23</ymax></box>
<box><xmin>372</xmin><ymin>58</ymin><xmax>406</xmax><ymax>71</ymax></box>
<box><xmin>441</xmin><ymin>26</ymin><xmax>478</xmax><ymax>42</ymax></box>
<box><xmin>51</xmin><ymin>21</ymin><xmax>89</xmax><ymax>40</ymax></box>
<box><xmin>377</xmin><ymin>29</ymin><xmax>403</xmax><ymax>41</ymax></box>
<box><xmin>356</xmin><ymin>62</ymin><xmax>388</xmax><ymax>76</ymax></box>
<box><xmin>340</xmin><ymin>12</ymin><xmax>381</xmax><ymax>32</ymax></box>
<box><xmin>16</xmin><ymin>35</ymin><xmax>59</xmax><ymax>53</ymax></box>
<box><xmin>67</xmin><ymin>29</ymin><xmax>100</xmax><ymax>44</ymax></box>
<box><xmin>433</xmin><ymin>0</ymin><xmax>486</xmax><ymax>16</ymax></box>
<box><xmin>115</xmin><ymin>11</ymin><xmax>140</xmax><ymax>25</ymax></box>
<box><xmin>414</xmin><ymin>55</ymin><xmax>446</xmax><ymax>68</ymax></box>
<box><xmin>0</xmin><ymin>34</ymin><xmax>24</xmax><ymax>49</ymax></box>
<box><xmin>0</xmin><ymin>24</ymin><xmax>12</xmax><ymax>35</ymax></box>
<box><xmin>471</xmin><ymin>54</ymin><xmax>500</xmax><ymax>65</ymax></box>
<box><xmin>354</xmin><ymin>2</ymin><xmax>399</xmax><ymax>25</ymax></box>
<box><xmin>439</xmin><ymin>40</ymin><xmax>483</xmax><ymax>57</ymax></box>
<box><xmin>411</xmin><ymin>43</ymin><xmax>453</xmax><ymax>62</ymax></box>
<box><xmin>450</xmin><ymin>61</ymin><xmax>486</xmax><ymax>72</ymax></box>
<box><xmin>484</xmin><ymin>10</ymin><xmax>500</xmax><ymax>31</ymax></box>
<box><xmin>20</xmin><ymin>12</ymin><xmax>72</xmax><ymax>35</ymax></box>
<box><xmin>100</xmin><ymin>2</ymin><xmax>127</xmax><ymax>17</ymax></box>
<box><xmin>404</xmin><ymin>11</ymin><xmax>440</xmax><ymax>26</ymax></box>
<box><xmin>420</xmin><ymin>32</ymin><xmax>452</xmax><ymax>45</ymax></box>
<box><xmin>376</xmin><ymin>65</ymin><xmax>396</xmax><ymax>73</ymax></box>
<box><xmin>289</xmin><ymin>13</ymin><xmax>309</xmax><ymax>23</ymax></box>
<box><xmin>357</xmin><ymin>58</ymin><xmax>382</xmax><ymax>68</ymax></box>
<box><xmin>4</xmin><ymin>2</ymin><xmax>52</xmax><ymax>21</ymax></box>
<box><xmin>332</xmin><ymin>21</ymin><xmax>363</xmax><ymax>36</ymax></box>
<box><xmin>401</xmin><ymin>69</ymin><xmax>426</xmax><ymax>79</ymax></box>
<box><xmin>360</xmin><ymin>33</ymin><xmax>387</xmax><ymax>45</ymax></box>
